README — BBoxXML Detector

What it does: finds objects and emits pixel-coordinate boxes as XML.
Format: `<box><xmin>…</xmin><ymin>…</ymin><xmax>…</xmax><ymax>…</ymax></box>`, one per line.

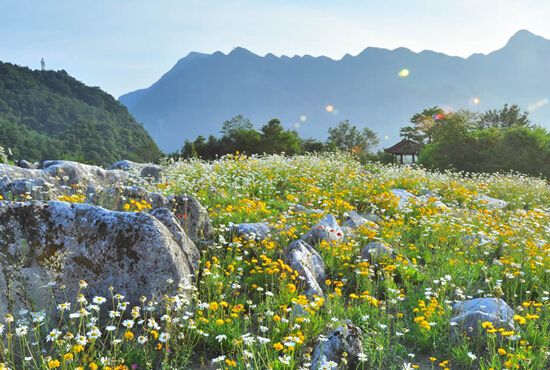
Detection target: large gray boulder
<box><xmin>285</xmin><ymin>240</ymin><xmax>326</xmax><ymax>297</ymax></box>
<box><xmin>450</xmin><ymin>298</ymin><xmax>515</xmax><ymax>338</ymax></box>
<box><xmin>109</xmin><ymin>160</ymin><xmax>163</xmax><ymax>181</ymax></box>
<box><xmin>303</xmin><ymin>214</ymin><xmax>344</xmax><ymax>245</ymax></box>
<box><xmin>86</xmin><ymin>187</ymin><xmax>213</xmax><ymax>243</ymax></box>
<box><xmin>0</xmin><ymin>161</ymin><xmax>129</xmax><ymax>199</ymax></box>
<box><xmin>311</xmin><ymin>321</ymin><xmax>363</xmax><ymax>370</ymax></box>
<box><xmin>0</xmin><ymin>201</ymin><xmax>199</xmax><ymax>317</ymax></box>
<box><xmin>391</xmin><ymin>189</ymin><xmax>416</xmax><ymax>209</ymax></box>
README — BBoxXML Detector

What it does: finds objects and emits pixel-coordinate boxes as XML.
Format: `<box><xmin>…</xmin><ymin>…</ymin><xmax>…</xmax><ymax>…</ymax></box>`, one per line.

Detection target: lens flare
<box><xmin>294</xmin><ymin>122</ymin><xmax>301</xmax><ymax>129</ymax></box>
<box><xmin>528</xmin><ymin>98</ymin><xmax>549</xmax><ymax>112</ymax></box>
<box><xmin>398</xmin><ymin>69</ymin><xmax>410</xmax><ymax>78</ymax></box>
<box><xmin>471</xmin><ymin>97</ymin><xmax>480</xmax><ymax>105</ymax></box>
<box><xmin>300</xmin><ymin>115</ymin><xmax>307</xmax><ymax>122</ymax></box>
<box><xmin>325</xmin><ymin>104</ymin><xmax>334</xmax><ymax>113</ymax></box>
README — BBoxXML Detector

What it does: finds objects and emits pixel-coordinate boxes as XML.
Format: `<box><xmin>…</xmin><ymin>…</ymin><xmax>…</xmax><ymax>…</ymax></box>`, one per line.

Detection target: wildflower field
<box><xmin>1</xmin><ymin>153</ymin><xmax>549</xmax><ymax>369</ymax></box>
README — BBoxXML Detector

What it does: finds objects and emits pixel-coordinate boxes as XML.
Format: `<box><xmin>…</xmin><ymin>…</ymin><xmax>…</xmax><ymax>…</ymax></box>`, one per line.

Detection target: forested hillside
<box><xmin>0</xmin><ymin>61</ymin><xmax>161</xmax><ymax>165</ymax></box>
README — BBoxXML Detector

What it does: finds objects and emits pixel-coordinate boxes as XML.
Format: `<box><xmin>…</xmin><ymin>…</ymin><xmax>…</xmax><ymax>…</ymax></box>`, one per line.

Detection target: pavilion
<box><xmin>384</xmin><ymin>139</ymin><xmax>422</xmax><ymax>164</ymax></box>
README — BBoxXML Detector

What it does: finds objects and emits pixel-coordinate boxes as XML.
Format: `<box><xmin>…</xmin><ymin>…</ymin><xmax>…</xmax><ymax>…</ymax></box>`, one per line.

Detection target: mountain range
<box><xmin>120</xmin><ymin>30</ymin><xmax>550</xmax><ymax>152</ymax></box>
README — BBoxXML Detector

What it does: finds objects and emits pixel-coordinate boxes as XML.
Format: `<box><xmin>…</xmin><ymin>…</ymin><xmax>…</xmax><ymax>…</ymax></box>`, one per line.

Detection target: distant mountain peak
<box><xmin>505</xmin><ymin>29</ymin><xmax>548</xmax><ymax>48</ymax></box>
<box><xmin>228</xmin><ymin>47</ymin><xmax>257</xmax><ymax>57</ymax></box>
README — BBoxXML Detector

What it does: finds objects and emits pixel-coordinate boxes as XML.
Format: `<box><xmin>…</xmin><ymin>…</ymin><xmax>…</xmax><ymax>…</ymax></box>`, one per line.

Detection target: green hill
<box><xmin>0</xmin><ymin>61</ymin><xmax>161</xmax><ymax>166</ymax></box>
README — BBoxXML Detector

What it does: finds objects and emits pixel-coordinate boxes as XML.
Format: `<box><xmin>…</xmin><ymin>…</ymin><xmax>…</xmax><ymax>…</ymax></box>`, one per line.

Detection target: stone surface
<box><xmin>231</xmin><ymin>222</ymin><xmax>271</xmax><ymax>241</ymax></box>
<box><xmin>109</xmin><ymin>160</ymin><xmax>163</xmax><ymax>180</ymax></box>
<box><xmin>303</xmin><ymin>214</ymin><xmax>344</xmax><ymax>244</ymax></box>
<box><xmin>478</xmin><ymin>195</ymin><xmax>508</xmax><ymax>210</ymax></box>
<box><xmin>0</xmin><ymin>161</ymin><xmax>128</xmax><ymax>199</ymax></box>
<box><xmin>345</xmin><ymin>211</ymin><xmax>379</xmax><ymax>229</ymax></box>
<box><xmin>167</xmin><ymin>195</ymin><xmax>213</xmax><ymax>242</ymax></box>
<box><xmin>0</xmin><ymin>201</ymin><xmax>198</xmax><ymax>317</ymax></box>
<box><xmin>391</xmin><ymin>189</ymin><xmax>416</xmax><ymax>209</ymax></box>
<box><xmin>360</xmin><ymin>241</ymin><xmax>395</xmax><ymax>264</ymax></box>
<box><xmin>450</xmin><ymin>298</ymin><xmax>515</xmax><ymax>337</ymax></box>
<box><xmin>311</xmin><ymin>321</ymin><xmax>363</xmax><ymax>370</ymax></box>
<box><xmin>285</xmin><ymin>240</ymin><xmax>326</xmax><ymax>297</ymax></box>
<box><xmin>87</xmin><ymin>187</ymin><xmax>212</xmax><ymax>243</ymax></box>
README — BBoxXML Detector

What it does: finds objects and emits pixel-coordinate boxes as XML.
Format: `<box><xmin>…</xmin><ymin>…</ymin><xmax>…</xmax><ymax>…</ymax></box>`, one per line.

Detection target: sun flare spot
<box><xmin>398</xmin><ymin>68</ymin><xmax>410</xmax><ymax>78</ymax></box>
<box><xmin>325</xmin><ymin>104</ymin><xmax>334</xmax><ymax>113</ymax></box>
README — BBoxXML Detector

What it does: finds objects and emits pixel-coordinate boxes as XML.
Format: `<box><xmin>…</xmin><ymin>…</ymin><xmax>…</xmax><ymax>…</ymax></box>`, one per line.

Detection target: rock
<box><xmin>450</xmin><ymin>298</ymin><xmax>515</xmax><ymax>338</ymax></box>
<box><xmin>345</xmin><ymin>211</ymin><xmax>379</xmax><ymax>229</ymax></box>
<box><xmin>231</xmin><ymin>222</ymin><xmax>270</xmax><ymax>241</ymax></box>
<box><xmin>478</xmin><ymin>195</ymin><xmax>508</xmax><ymax>210</ymax></box>
<box><xmin>303</xmin><ymin>214</ymin><xmax>344</xmax><ymax>244</ymax></box>
<box><xmin>0</xmin><ymin>201</ymin><xmax>198</xmax><ymax>317</ymax></box>
<box><xmin>360</xmin><ymin>242</ymin><xmax>395</xmax><ymax>264</ymax></box>
<box><xmin>16</xmin><ymin>160</ymin><xmax>35</xmax><ymax>169</ymax></box>
<box><xmin>363</xmin><ymin>213</ymin><xmax>383</xmax><ymax>224</ymax></box>
<box><xmin>285</xmin><ymin>240</ymin><xmax>326</xmax><ymax>297</ymax></box>
<box><xmin>87</xmin><ymin>185</ymin><xmax>166</xmax><ymax>210</ymax></box>
<box><xmin>292</xmin><ymin>204</ymin><xmax>324</xmax><ymax>214</ymax></box>
<box><xmin>150</xmin><ymin>207</ymin><xmax>200</xmax><ymax>272</ymax></box>
<box><xmin>109</xmin><ymin>160</ymin><xmax>162</xmax><ymax>180</ymax></box>
<box><xmin>311</xmin><ymin>321</ymin><xmax>363</xmax><ymax>370</ymax></box>
<box><xmin>167</xmin><ymin>195</ymin><xmax>213</xmax><ymax>242</ymax></box>
<box><xmin>391</xmin><ymin>189</ymin><xmax>416</xmax><ymax>209</ymax></box>
<box><xmin>0</xmin><ymin>161</ymin><xmax>128</xmax><ymax>199</ymax></box>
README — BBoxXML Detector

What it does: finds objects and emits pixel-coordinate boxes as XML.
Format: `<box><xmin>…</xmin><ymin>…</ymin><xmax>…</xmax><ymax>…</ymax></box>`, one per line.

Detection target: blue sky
<box><xmin>1</xmin><ymin>0</ymin><xmax>549</xmax><ymax>96</ymax></box>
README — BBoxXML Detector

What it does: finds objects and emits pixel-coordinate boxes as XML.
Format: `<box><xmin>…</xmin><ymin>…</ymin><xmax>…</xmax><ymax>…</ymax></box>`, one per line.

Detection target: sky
<box><xmin>2</xmin><ymin>0</ymin><xmax>550</xmax><ymax>97</ymax></box>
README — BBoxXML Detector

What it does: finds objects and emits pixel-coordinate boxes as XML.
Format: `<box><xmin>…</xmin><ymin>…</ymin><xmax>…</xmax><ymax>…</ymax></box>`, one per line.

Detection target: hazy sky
<box><xmin>2</xmin><ymin>0</ymin><xmax>550</xmax><ymax>97</ymax></box>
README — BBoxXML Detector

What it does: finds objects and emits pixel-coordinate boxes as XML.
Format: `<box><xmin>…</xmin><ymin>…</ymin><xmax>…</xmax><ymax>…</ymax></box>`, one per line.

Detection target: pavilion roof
<box><xmin>384</xmin><ymin>139</ymin><xmax>422</xmax><ymax>155</ymax></box>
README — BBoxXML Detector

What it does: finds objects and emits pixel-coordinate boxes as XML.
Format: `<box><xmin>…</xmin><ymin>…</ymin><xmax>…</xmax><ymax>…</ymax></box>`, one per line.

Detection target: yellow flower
<box><xmin>286</xmin><ymin>283</ymin><xmax>297</xmax><ymax>293</ymax></box>
<box><xmin>216</xmin><ymin>319</ymin><xmax>225</xmax><ymax>326</ymax></box>
<box><xmin>272</xmin><ymin>314</ymin><xmax>281</xmax><ymax>322</ymax></box>
<box><xmin>124</xmin><ymin>331</ymin><xmax>134</xmax><ymax>340</ymax></box>
<box><xmin>209</xmin><ymin>302</ymin><xmax>219</xmax><ymax>311</ymax></box>
<box><xmin>498</xmin><ymin>348</ymin><xmax>507</xmax><ymax>356</ymax></box>
<box><xmin>48</xmin><ymin>360</ymin><xmax>61</xmax><ymax>369</ymax></box>
<box><xmin>513</xmin><ymin>315</ymin><xmax>526</xmax><ymax>325</ymax></box>
<box><xmin>72</xmin><ymin>344</ymin><xmax>84</xmax><ymax>353</ymax></box>
<box><xmin>63</xmin><ymin>353</ymin><xmax>74</xmax><ymax>361</ymax></box>
<box><xmin>273</xmin><ymin>342</ymin><xmax>284</xmax><ymax>351</ymax></box>
<box><xmin>89</xmin><ymin>363</ymin><xmax>99</xmax><ymax>370</ymax></box>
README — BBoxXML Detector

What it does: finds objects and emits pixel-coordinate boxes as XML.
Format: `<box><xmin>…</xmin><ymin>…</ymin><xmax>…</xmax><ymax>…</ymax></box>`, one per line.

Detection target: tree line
<box><xmin>174</xmin><ymin>115</ymin><xmax>379</xmax><ymax>160</ymax></box>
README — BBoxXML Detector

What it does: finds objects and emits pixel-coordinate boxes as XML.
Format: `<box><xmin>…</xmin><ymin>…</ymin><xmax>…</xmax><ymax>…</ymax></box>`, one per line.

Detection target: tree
<box><xmin>260</xmin><ymin>119</ymin><xmax>302</xmax><ymax>155</ymax></box>
<box><xmin>476</xmin><ymin>104</ymin><xmax>530</xmax><ymax>129</ymax></box>
<box><xmin>327</xmin><ymin>120</ymin><xmax>379</xmax><ymax>154</ymax></box>
<box><xmin>400</xmin><ymin>106</ymin><xmax>445</xmax><ymax>144</ymax></box>
<box><xmin>221</xmin><ymin>115</ymin><xmax>254</xmax><ymax>136</ymax></box>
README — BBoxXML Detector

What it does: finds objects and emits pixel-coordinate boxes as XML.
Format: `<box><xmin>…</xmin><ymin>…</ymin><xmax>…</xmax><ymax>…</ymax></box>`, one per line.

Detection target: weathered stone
<box><xmin>391</xmin><ymin>189</ymin><xmax>416</xmax><ymax>209</ymax></box>
<box><xmin>345</xmin><ymin>211</ymin><xmax>379</xmax><ymax>229</ymax></box>
<box><xmin>0</xmin><ymin>201</ymin><xmax>198</xmax><ymax>317</ymax></box>
<box><xmin>293</xmin><ymin>204</ymin><xmax>324</xmax><ymax>214</ymax></box>
<box><xmin>0</xmin><ymin>161</ymin><xmax>128</xmax><ymax>199</ymax></box>
<box><xmin>16</xmin><ymin>160</ymin><xmax>35</xmax><ymax>169</ymax></box>
<box><xmin>285</xmin><ymin>240</ymin><xmax>326</xmax><ymax>297</ymax></box>
<box><xmin>167</xmin><ymin>195</ymin><xmax>213</xmax><ymax>242</ymax></box>
<box><xmin>311</xmin><ymin>321</ymin><xmax>363</xmax><ymax>370</ymax></box>
<box><xmin>109</xmin><ymin>160</ymin><xmax>162</xmax><ymax>180</ymax></box>
<box><xmin>303</xmin><ymin>214</ymin><xmax>344</xmax><ymax>244</ymax></box>
<box><xmin>450</xmin><ymin>298</ymin><xmax>515</xmax><ymax>338</ymax></box>
<box><xmin>150</xmin><ymin>207</ymin><xmax>200</xmax><ymax>272</ymax></box>
<box><xmin>478</xmin><ymin>195</ymin><xmax>508</xmax><ymax>210</ymax></box>
<box><xmin>231</xmin><ymin>223</ymin><xmax>271</xmax><ymax>241</ymax></box>
<box><xmin>86</xmin><ymin>185</ymin><xmax>166</xmax><ymax>210</ymax></box>
<box><xmin>360</xmin><ymin>242</ymin><xmax>395</xmax><ymax>264</ymax></box>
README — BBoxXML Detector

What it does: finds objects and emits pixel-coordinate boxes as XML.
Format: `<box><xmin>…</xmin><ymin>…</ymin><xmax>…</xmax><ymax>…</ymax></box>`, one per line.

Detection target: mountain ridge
<box><xmin>120</xmin><ymin>30</ymin><xmax>550</xmax><ymax>152</ymax></box>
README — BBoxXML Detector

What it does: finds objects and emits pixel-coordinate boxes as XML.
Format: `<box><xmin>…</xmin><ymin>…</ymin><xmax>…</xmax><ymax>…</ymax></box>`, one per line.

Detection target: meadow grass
<box><xmin>1</xmin><ymin>152</ymin><xmax>548</xmax><ymax>369</ymax></box>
